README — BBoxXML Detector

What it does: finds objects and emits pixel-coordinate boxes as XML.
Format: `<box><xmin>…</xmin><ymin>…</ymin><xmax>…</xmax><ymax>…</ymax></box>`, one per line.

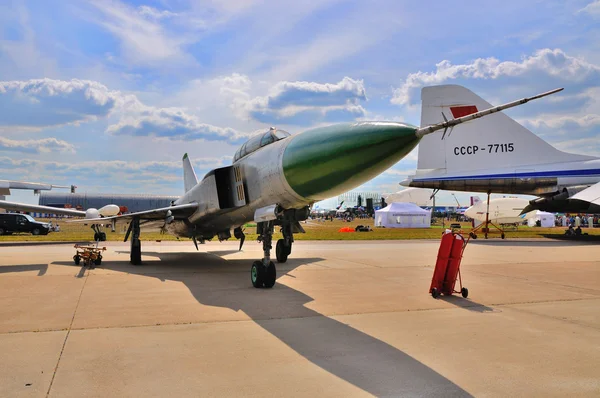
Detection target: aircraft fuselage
<box><xmin>404</xmin><ymin>158</ymin><xmax>600</xmax><ymax>196</ymax></box>
<box><xmin>170</xmin><ymin>122</ymin><xmax>421</xmax><ymax>239</ymax></box>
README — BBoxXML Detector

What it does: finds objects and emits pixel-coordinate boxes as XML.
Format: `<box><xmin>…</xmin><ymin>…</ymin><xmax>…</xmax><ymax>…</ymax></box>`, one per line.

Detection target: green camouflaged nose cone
<box><xmin>282</xmin><ymin>122</ymin><xmax>420</xmax><ymax>200</ymax></box>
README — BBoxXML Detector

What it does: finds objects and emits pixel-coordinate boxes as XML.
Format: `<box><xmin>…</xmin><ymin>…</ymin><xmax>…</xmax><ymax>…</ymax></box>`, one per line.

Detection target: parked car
<box><xmin>0</xmin><ymin>213</ymin><xmax>50</xmax><ymax>235</ymax></box>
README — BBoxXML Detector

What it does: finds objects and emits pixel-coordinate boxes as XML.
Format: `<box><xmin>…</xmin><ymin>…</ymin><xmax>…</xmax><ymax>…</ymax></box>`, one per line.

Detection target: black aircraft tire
<box><xmin>251</xmin><ymin>261</ymin><xmax>265</xmax><ymax>288</ymax></box>
<box><xmin>130</xmin><ymin>245</ymin><xmax>142</xmax><ymax>265</ymax></box>
<box><xmin>263</xmin><ymin>261</ymin><xmax>276</xmax><ymax>288</ymax></box>
<box><xmin>276</xmin><ymin>239</ymin><xmax>289</xmax><ymax>263</ymax></box>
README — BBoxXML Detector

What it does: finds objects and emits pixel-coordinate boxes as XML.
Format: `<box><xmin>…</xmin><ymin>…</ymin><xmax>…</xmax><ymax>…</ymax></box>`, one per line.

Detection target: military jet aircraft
<box><xmin>0</xmin><ymin>87</ymin><xmax>562</xmax><ymax>288</ymax></box>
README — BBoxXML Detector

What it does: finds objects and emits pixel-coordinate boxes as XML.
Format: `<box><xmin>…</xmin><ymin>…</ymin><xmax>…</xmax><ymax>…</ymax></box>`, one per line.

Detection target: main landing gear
<box><xmin>91</xmin><ymin>224</ymin><xmax>107</xmax><ymax>241</ymax></box>
<box><xmin>124</xmin><ymin>217</ymin><xmax>142</xmax><ymax>265</ymax></box>
<box><xmin>276</xmin><ymin>221</ymin><xmax>293</xmax><ymax>263</ymax></box>
<box><xmin>251</xmin><ymin>221</ymin><xmax>277</xmax><ymax>288</ymax></box>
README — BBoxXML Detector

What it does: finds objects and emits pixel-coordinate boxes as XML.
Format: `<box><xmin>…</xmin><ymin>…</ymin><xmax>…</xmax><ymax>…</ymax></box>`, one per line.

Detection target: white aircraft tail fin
<box><xmin>417</xmin><ymin>85</ymin><xmax>593</xmax><ymax>173</ymax></box>
<box><xmin>183</xmin><ymin>153</ymin><xmax>198</xmax><ymax>193</ymax></box>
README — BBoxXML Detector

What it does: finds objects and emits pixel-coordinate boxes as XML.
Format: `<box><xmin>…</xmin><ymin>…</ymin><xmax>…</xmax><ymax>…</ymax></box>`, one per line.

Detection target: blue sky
<box><xmin>1</xmin><ymin>0</ymin><xmax>599</xmax><ymax>205</ymax></box>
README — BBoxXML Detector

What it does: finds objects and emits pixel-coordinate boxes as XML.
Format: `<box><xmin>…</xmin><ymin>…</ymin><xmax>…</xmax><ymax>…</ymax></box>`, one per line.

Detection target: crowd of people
<box><xmin>555</xmin><ymin>214</ymin><xmax>597</xmax><ymax>228</ymax></box>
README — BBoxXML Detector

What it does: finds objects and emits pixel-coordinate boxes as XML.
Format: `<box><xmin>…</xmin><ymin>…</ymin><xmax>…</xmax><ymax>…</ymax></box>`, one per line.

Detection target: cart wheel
<box><xmin>469</xmin><ymin>232</ymin><xmax>477</xmax><ymax>239</ymax></box>
<box><xmin>461</xmin><ymin>287</ymin><xmax>469</xmax><ymax>298</ymax></box>
<box><xmin>501</xmin><ymin>233</ymin><xmax>505</xmax><ymax>239</ymax></box>
<box><xmin>94</xmin><ymin>256</ymin><xmax>102</xmax><ymax>266</ymax></box>
<box><xmin>73</xmin><ymin>255</ymin><xmax>81</xmax><ymax>265</ymax></box>
<box><xmin>431</xmin><ymin>287</ymin><xmax>440</xmax><ymax>299</ymax></box>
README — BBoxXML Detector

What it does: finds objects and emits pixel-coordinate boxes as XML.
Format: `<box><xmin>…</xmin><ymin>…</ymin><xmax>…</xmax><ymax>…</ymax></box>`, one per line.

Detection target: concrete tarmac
<box><xmin>0</xmin><ymin>239</ymin><xmax>599</xmax><ymax>397</ymax></box>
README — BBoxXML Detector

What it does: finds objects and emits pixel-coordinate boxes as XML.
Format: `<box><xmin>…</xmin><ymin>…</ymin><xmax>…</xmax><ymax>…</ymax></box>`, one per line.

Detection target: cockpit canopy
<box><xmin>233</xmin><ymin>127</ymin><xmax>291</xmax><ymax>163</ymax></box>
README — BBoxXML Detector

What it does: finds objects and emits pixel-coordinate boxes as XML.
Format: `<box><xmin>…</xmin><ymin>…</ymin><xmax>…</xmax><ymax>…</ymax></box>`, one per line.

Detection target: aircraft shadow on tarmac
<box><xmin>49</xmin><ymin>251</ymin><xmax>470</xmax><ymax>397</ymax></box>
<box><xmin>0</xmin><ymin>263</ymin><xmax>48</xmax><ymax>276</ymax></box>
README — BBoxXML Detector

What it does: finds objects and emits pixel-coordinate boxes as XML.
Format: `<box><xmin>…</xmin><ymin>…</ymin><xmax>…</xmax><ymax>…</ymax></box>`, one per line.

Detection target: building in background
<box><xmin>38</xmin><ymin>192</ymin><xmax>179</xmax><ymax>215</ymax></box>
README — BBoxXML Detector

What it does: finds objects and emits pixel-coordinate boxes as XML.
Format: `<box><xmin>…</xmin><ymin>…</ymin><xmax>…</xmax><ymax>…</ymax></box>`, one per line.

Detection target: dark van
<box><xmin>0</xmin><ymin>213</ymin><xmax>50</xmax><ymax>235</ymax></box>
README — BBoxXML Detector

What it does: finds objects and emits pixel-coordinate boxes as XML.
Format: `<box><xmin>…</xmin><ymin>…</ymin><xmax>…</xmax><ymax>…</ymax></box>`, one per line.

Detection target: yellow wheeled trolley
<box><xmin>73</xmin><ymin>244</ymin><xmax>106</xmax><ymax>268</ymax></box>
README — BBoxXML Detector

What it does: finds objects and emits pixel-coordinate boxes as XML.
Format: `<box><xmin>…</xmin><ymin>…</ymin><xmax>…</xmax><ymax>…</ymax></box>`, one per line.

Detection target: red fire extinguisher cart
<box><xmin>429</xmin><ymin>231</ymin><xmax>469</xmax><ymax>299</ymax></box>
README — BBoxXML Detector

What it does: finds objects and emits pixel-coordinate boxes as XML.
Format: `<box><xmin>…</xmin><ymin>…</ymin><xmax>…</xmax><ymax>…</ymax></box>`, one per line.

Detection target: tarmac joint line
<box><xmin>45</xmin><ymin>266</ymin><xmax>90</xmax><ymax>397</ymax></box>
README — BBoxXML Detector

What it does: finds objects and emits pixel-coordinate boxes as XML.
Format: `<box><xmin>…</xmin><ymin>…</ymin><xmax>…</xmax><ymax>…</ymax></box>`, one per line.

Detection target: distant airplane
<box><xmin>0</xmin><ymin>87</ymin><xmax>562</xmax><ymax>288</ymax></box>
<box><xmin>401</xmin><ymin>85</ymin><xmax>600</xmax><ymax>215</ymax></box>
<box><xmin>464</xmin><ymin>197</ymin><xmax>536</xmax><ymax>225</ymax></box>
<box><xmin>0</xmin><ymin>180</ymin><xmax>74</xmax><ymax>196</ymax></box>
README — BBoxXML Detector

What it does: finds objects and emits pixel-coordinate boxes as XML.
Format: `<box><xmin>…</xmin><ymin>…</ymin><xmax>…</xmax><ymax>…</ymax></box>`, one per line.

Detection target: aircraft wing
<box><xmin>572</xmin><ymin>182</ymin><xmax>600</xmax><ymax>205</ymax></box>
<box><xmin>67</xmin><ymin>203</ymin><xmax>199</xmax><ymax>223</ymax></box>
<box><xmin>0</xmin><ymin>200</ymin><xmax>86</xmax><ymax>217</ymax></box>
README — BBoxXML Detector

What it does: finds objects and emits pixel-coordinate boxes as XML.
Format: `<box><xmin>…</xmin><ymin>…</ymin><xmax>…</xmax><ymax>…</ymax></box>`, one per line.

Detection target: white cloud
<box><xmin>247</xmin><ymin>77</ymin><xmax>368</xmax><ymax>125</ymax></box>
<box><xmin>0</xmin><ymin>3</ymin><xmax>57</xmax><ymax>79</ymax></box>
<box><xmin>106</xmin><ymin>104</ymin><xmax>251</xmax><ymax>144</ymax></box>
<box><xmin>0</xmin><ymin>78</ymin><xmax>247</xmax><ymax>144</ymax></box>
<box><xmin>0</xmin><ymin>137</ymin><xmax>75</xmax><ymax>154</ymax></box>
<box><xmin>178</xmin><ymin>74</ymin><xmax>370</xmax><ymax>127</ymax></box>
<box><xmin>526</xmin><ymin>114</ymin><xmax>600</xmax><ymax>129</ymax></box>
<box><xmin>555</xmin><ymin>136</ymin><xmax>600</xmax><ymax>157</ymax></box>
<box><xmin>392</xmin><ymin>49</ymin><xmax>600</xmax><ymax>106</ymax></box>
<box><xmin>87</xmin><ymin>0</ymin><xmax>195</xmax><ymax>66</ymax></box>
<box><xmin>0</xmin><ymin>78</ymin><xmax>124</xmax><ymax>127</ymax></box>
<box><xmin>579</xmin><ymin>1</ymin><xmax>600</xmax><ymax>17</ymax></box>
<box><xmin>137</xmin><ymin>5</ymin><xmax>178</xmax><ymax>20</ymax></box>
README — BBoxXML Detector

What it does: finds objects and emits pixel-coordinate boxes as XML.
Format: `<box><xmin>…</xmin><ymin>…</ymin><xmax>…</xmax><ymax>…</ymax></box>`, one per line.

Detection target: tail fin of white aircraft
<box><xmin>183</xmin><ymin>153</ymin><xmax>198</xmax><ymax>193</ymax></box>
<box><xmin>417</xmin><ymin>85</ymin><xmax>593</xmax><ymax>173</ymax></box>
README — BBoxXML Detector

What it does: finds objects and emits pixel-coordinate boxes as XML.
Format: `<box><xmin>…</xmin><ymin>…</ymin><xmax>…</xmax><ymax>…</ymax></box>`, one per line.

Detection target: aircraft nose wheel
<box><xmin>251</xmin><ymin>260</ymin><xmax>276</xmax><ymax>288</ymax></box>
<box><xmin>251</xmin><ymin>261</ymin><xmax>264</xmax><ymax>288</ymax></box>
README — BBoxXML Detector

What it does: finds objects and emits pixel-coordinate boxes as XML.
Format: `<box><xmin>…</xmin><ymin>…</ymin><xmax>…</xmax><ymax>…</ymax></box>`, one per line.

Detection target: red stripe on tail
<box><xmin>450</xmin><ymin>105</ymin><xmax>478</xmax><ymax>118</ymax></box>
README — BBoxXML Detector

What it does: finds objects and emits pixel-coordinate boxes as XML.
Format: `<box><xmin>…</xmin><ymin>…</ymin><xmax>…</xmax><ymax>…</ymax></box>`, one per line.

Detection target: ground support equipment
<box><xmin>73</xmin><ymin>244</ymin><xmax>106</xmax><ymax>269</ymax></box>
<box><xmin>429</xmin><ymin>232</ymin><xmax>469</xmax><ymax>299</ymax></box>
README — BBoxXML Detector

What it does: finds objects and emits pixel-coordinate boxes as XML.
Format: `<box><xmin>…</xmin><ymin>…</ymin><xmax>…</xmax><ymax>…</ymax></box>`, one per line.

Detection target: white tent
<box><xmin>527</xmin><ymin>211</ymin><xmax>555</xmax><ymax>227</ymax></box>
<box><xmin>375</xmin><ymin>202</ymin><xmax>431</xmax><ymax>228</ymax></box>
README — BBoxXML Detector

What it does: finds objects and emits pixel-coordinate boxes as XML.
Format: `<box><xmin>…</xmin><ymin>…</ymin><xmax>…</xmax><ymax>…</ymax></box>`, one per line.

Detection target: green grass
<box><xmin>1</xmin><ymin>218</ymin><xmax>597</xmax><ymax>243</ymax></box>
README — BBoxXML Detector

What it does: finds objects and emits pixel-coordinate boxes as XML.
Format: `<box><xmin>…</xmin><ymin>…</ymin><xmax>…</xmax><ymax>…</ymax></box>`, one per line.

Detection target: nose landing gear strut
<box><xmin>251</xmin><ymin>221</ymin><xmax>276</xmax><ymax>288</ymax></box>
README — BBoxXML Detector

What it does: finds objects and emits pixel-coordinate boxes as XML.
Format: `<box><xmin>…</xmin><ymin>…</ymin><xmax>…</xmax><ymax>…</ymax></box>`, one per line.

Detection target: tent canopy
<box><xmin>375</xmin><ymin>202</ymin><xmax>431</xmax><ymax>228</ymax></box>
<box><xmin>527</xmin><ymin>211</ymin><xmax>555</xmax><ymax>227</ymax></box>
